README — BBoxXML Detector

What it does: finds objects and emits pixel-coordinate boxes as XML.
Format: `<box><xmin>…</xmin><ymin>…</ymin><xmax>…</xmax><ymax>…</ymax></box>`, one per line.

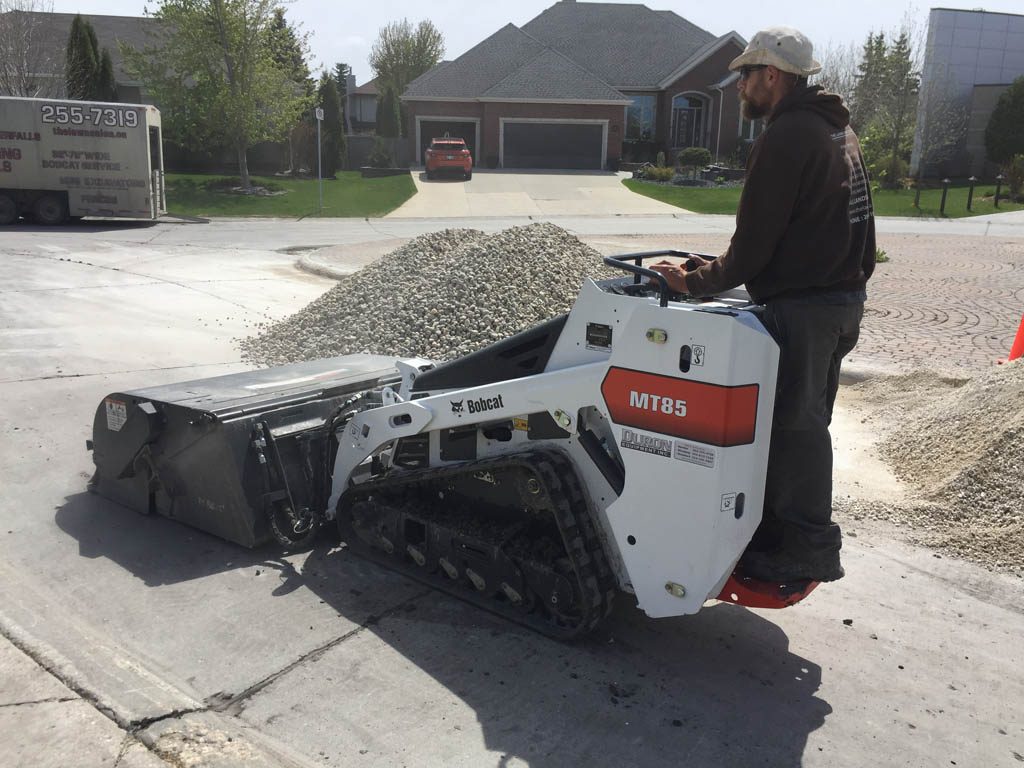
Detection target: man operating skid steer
<box><xmin>650</xmin><ymin>27</ymin><xmax>876</xmax><ymax>584</ymax></box>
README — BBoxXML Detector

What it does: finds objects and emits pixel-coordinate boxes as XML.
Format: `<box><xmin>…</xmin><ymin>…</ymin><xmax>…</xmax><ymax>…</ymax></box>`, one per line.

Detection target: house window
<box><xmin>739</xmin><ymin>117</ymin><xmax>764</xmax><ymax>141</ymax></box>
<box><xmin>626</xmin><ymin>94</ymin><xmax>657</xmax><ymax>141</ymax></box>
<box><xmin>671</xmin><ymin>94</ymin><xmax>706</xmax><ymax>148</ymax></box>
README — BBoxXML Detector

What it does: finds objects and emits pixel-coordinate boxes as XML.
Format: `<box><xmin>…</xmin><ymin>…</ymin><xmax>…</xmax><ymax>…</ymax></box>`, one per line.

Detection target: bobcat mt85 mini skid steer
<box><xmin>88</xmin><ymin>251</ymin><xmax>820</xmax><ymax>639</ymax></box>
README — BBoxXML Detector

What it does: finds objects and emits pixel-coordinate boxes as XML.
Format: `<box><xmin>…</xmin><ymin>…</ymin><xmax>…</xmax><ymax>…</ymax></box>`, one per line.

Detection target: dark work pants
<box><xmin>761</xmin><ymin>299</ymin><xmax>864</xmax><ymax>553</ymax></box>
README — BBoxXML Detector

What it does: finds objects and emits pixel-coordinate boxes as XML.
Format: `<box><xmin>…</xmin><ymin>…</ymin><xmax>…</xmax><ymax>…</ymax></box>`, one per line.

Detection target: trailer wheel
<box><xmin>0</xmin><ymin>193</ymin><xmax>16</xmax><ymax>225</ymax></box>
<box><xmin>34</xmin><ymin>194</ymin><xmax>67</xmax><ymax>225</ymax></box>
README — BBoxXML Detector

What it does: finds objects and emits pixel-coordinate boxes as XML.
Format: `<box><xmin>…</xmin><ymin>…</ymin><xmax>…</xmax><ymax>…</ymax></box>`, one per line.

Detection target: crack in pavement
<box><xmin>0</xmin><ymin>276</ymin><xmax>309</xmax><ymax>296</ymax></box>
<box><xmin>0</xmin><ymin>696</ymin><xmax>79</xmax><ymax>708</ymax></box>
<box><xmin>205</xmin><ymin>588</ymin><xmax>434</xmax><ymax>717</ymax></box>
<box><xmin>0</xmin><ymin>361</ymin><xmax>240</xmax><ymax>386</ymax></box>
<box><xmin>12</xmin><ymin>252</ymin><xmax>281</xmax><ymax>319</ymax></box>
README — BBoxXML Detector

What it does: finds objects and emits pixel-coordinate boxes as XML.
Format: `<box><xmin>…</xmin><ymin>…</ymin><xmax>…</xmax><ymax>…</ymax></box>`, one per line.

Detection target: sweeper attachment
<box><xmin>88</xmin><ymin>251</ymin><xmax>819</xmax><ymax>638</ymax></box>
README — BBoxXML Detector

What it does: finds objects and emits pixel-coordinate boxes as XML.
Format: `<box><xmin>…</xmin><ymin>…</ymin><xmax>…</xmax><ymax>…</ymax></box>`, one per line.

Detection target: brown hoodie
<box><xmin>685</xmin><ymin>85</ymin><xmax>876</xmax><ymax>303</ymax></box>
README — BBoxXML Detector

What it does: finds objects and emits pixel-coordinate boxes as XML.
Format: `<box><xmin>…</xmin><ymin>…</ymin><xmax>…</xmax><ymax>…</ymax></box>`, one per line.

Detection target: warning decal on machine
<box><xmin>600</xmin><ymin>366</ymin><xmax>759</xmax><ymax>446</ymax></box>
<box><xmin>105</xmin><ymin>398</ymin><xmax>127</xmax><ymax>432</ymax></box>
<box><xmin>674</xmin><ymin>440</ymin><xmax>716</xmax><ymax>468</ymax></box>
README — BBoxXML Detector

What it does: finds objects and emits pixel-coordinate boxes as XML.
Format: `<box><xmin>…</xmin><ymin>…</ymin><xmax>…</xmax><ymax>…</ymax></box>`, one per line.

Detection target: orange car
<box><xmin>425</xmin><ymin>137</ymin><xmax>473</xmax><ymax>180</ymax></box>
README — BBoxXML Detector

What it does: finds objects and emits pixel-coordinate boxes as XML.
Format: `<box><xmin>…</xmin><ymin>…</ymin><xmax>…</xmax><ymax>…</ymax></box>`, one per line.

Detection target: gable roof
<box><xmin>480</xmin><ymin>47</ymin><xmax>628</xmax><ymax>102</ymax></box>
<box><xmin>522</xmin><ymin>2</ymin><xmax>716</xmax><ymax>87</ymax></box>
<box><xmin>404</xmin><ymin>24</ymin><xmax>549</xmax><ymax>100</ymax></box>
<box><xmin>352</xmin><ymin>77</ymin><xmax>380</xmax><ymax>96</ymax></box>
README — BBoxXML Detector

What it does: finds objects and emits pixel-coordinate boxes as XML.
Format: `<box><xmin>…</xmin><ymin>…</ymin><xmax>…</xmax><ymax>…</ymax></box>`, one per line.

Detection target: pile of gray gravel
<box><xmin>837</xmin><ymin>361</ymin><xmax>1023</xmax><ymax>574</ymax></box>
<box><xmin>240</xmin><ymin>223</ymin><xmax>615</xmax><ymax>366</ymax></box>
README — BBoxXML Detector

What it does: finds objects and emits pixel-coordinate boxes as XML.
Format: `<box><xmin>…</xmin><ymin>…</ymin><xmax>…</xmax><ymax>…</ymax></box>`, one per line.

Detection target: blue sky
<box><xmin>53</xmin><ymin>0</ymin><xmax>1024</xmax><ymax>85</ymax></box>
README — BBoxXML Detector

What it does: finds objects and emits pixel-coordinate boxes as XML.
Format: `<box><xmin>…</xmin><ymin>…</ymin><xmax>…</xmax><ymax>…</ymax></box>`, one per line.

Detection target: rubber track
<box><xmin>337</xmin><ymin>448</ymin><xmax>616</xmax><ymax>639</ymax></box>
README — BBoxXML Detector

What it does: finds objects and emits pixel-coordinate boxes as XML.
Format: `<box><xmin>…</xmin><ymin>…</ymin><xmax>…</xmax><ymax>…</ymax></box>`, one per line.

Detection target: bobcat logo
<box><xmin>450</xmin><ymin>400</ymin><xmax>464</xmax><ymax>414</ymax></box>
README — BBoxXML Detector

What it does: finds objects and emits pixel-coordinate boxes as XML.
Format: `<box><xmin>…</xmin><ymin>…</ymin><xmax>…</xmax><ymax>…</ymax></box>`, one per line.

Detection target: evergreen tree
<box><xmin>333</xmin><ymin>62</ymin><xmax>351</xmax><ymax>103</ymax></box>
<box><xmin>97</xmin><ymin>48</ymin><xmax>117</xmax><ymax>102</ymax></box>
<box><xmin>850</xmin><ymin>28</ymin><xmax>919</xmax><ymax>187</ymax></box>
<box><xmin>875</xmin><ymin>31</ymin><xmax>918</xmax><ymax>186</ymax></box>
<box><xmin>266</xmin><ymin>7</ymin><xmax>313</xmax><ymax>173</ymax></box>
<box><xmin>376</xmin><ymin>85</ymin><xmax>400</xmax><ymax>138</ymax></box>
<box><xmin>850</xmin><ymin>32</ymin><xmax>887</xmax><ymax>131</ymax></box>
<box><xmin>65</xmin><ymin>14</ymin><xmax>98</xmax><ymax>99</ymax></box>
<box><xmin>985</xmin><ymin>76</ymin><xmax>1024</xmax><ymax>165</ymax></box>
<box><xmin>317</xmin><ymin>72</ymin><xmax>345</xmax><ymax>175</ymax></box>
<box><xmin>267</xmin><ymin>8</ymin><xmax>310</xmax><ymax>90</ymax></box>
<box><xmin>65</xmin><ymin>15</ymin><xmax>119</xmax><ymax>101</ymax></box>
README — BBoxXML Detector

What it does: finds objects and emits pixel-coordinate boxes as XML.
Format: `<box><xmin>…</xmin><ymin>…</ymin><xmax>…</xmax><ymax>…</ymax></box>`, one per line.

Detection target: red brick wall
<box><xmin>407</xmin><ymin>100</ymin><xmax>625</xmax><ymax>168</ymax></box>
<box><xmin>658</xmin><ymin>41</ymin><xmax>745</xmax><ymax>162</ymax></box>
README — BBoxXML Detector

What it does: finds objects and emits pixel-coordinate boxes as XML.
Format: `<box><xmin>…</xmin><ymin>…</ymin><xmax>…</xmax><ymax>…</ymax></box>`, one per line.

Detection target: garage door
<box><xmin>502</xmin><ymin>122</ymin><xmax>604</xmax><ymax>169</ymax></box>
<box><xmin>419</xmin><ymin>120</ymin><xmax>477</xmax><ymax>163</ymax></box>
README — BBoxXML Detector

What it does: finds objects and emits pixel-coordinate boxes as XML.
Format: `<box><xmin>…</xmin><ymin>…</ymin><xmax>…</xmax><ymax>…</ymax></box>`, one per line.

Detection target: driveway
<box><xmin>386</xmin><ymin>169</ymin><xmax>685</xmax><ymax>218</ymax></box>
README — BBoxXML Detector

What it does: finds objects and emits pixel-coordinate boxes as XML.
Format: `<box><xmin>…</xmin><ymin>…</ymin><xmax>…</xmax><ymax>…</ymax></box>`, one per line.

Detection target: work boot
<box><xmin>740</xmin><ymin>546</ymin><xmax>845</xmax><ymax>583</ymax></box>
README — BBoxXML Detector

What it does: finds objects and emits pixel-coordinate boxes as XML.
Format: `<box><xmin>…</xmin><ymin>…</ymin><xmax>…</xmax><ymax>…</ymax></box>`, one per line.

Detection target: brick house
<box><xmin>401</xmin><ymin>0</ymin><xmax>747</xmax><ymax>169</ymax></box>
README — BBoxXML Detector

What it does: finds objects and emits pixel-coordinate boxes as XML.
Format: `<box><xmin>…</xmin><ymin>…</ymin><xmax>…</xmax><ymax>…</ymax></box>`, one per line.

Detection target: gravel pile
<box><xmin>240</xmin><ymin>223</ymin><xmax>615</xmax><ymax>366</ymax></box>
<box><xmin>837</xmin><ymin>361</ymin><xmax>1024</xmax><ymax>574</ymax></box>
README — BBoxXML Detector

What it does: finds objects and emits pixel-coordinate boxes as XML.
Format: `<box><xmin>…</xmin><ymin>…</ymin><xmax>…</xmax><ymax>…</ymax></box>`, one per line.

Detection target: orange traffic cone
<box><xmin>999</xmin><ymin>313</ymin><xmax>1024</xmax><ymax>364</ymax></box>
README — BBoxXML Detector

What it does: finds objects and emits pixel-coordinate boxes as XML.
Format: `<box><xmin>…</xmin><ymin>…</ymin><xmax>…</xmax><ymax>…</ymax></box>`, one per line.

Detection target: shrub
<box><xmin>367</xmin><ymin>139</ymin><xmax>393</xmax><ymax>169</ymax></box>
<box><xmin>643</xmin><ymin>166</ymin><xmax>674</xmax><ymax>182</ymax></box>
<box><xmin>1005</xmin><ymin>154</ymin><xmax>1024</xmax><ymax>197</ymax></box>
<box><xmin>676</xmin><ymin>147</ymin><xmax>712</xmax><ymax>179</ymax></box>
<box><xmin>875</xmin><ymin>248</ymin><xmax>889</xmax><ymax>263</ymax></box>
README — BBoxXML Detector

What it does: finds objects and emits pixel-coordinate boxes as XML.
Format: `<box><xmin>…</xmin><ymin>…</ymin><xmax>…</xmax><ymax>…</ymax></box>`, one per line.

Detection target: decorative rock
<box><xmin>240</xmin><ymin>223</ymin><xmax>616</xmax><ymax>366</ymax></box>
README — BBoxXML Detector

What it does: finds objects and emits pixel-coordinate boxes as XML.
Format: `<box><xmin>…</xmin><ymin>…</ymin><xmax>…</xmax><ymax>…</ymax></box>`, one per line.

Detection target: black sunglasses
<box><xmin>739</xmin><ymin>65</ymin><xmax>768</xmax><ymax>80</ymax></box>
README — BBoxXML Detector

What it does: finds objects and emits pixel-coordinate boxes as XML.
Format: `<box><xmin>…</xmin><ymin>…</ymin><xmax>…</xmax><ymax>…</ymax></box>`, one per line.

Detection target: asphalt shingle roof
<box><xmin>522</xmin><ymin>2</ymin><xmax>715</xmax><ymax>87</ymax></box>
<box><xmin>481</xmin><ymin>48</ymin><xmax>629</xmax><ymax>102</ymax></box>
<box><xmin>404</xmin><ymin>24</ymin><xmax>549</xmax><ymax>100</ymax></box>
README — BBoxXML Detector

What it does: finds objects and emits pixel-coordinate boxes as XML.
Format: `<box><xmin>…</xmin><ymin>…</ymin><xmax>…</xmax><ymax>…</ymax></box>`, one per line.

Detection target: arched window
<box><xmin>671</xmin><ymin>93</ymin><xmax>707</xmax><ymax>148</ymax></box>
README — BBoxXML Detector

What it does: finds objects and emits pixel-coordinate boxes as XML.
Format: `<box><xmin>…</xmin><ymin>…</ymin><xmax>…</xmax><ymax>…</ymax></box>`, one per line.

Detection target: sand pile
<box><xmin>837</xmin><ymin>360</ymin><xmax>1024</xmax><ymax>573</ymax></box>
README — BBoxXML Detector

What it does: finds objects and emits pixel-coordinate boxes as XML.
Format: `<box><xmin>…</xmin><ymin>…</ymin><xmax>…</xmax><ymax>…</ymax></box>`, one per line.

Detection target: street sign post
<box><xmin>315</xmin><ymin>107</ymin><xmax>324</xmax><ymax>214</ymax></box>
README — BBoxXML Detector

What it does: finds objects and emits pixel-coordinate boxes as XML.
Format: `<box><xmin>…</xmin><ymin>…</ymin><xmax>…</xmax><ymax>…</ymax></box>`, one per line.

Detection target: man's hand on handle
<box><xmin>648</xmin><ymin>255</ymin><xmax>709</xmax><ymax>295</ymax></box>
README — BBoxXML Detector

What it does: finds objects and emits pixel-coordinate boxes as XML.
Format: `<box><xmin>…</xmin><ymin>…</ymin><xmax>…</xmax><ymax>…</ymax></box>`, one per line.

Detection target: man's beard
<box><xmin>741</xmin><ymin>96</ymin><xmax>768</xmax><ymax>120</ymax></box>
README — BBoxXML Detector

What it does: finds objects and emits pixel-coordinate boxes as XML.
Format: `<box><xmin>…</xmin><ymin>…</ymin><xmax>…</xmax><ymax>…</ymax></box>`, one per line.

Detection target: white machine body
<box><xmin>329</xmin><ymin>277</ymin><xmax>779</xmax><ymax>618</ymax></box>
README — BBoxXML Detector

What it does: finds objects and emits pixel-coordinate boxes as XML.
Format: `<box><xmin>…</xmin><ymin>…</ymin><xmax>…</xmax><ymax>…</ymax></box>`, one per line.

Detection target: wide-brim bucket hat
<box><xmin>729</xmin><ymin>26</ymin><xmax>822</xmax><ymax>76</ymax></box>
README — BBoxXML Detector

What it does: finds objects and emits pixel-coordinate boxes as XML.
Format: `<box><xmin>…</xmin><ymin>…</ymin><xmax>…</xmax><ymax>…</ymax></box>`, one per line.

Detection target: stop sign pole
<box><xmin>315</xmin><ymin>106</ymin><xmax>324</xmax><ymax>213</ymax></box>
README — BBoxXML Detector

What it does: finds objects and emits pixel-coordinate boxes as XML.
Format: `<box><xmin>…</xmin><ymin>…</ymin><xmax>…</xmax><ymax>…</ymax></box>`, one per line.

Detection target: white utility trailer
<box><xmin>0</xmin><ymin>96</ymin><xmax>166</xmax><ymax>224</ymax></box>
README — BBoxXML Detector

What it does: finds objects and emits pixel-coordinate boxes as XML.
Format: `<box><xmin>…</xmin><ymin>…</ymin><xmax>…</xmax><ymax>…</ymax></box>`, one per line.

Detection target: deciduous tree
<box><xmin>123</xmin><ymin>0</ymin><xmax>308</xmax><ymax>189</ymax></box>
<box><xmin>0</xmin><ymin>0</ymin><xmax>64</xmax><ymax>97</ymax></box>
<box><xmin>369</xmin><ymin>18</ymin><xmax>444</xmax><ymax>96</ymax></box>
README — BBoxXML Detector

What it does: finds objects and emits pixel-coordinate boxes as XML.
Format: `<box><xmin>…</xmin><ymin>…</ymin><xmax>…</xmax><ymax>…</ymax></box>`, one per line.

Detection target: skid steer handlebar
<box><xmin>602</xmin><ymin>250</ymin><xmax>717</xmax><ymax>307</ymax></box>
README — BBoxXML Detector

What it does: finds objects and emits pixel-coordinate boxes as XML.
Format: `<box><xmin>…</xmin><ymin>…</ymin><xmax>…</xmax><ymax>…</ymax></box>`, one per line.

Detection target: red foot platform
<box><xmin>716</xmin><ymin>570</ymin><xmax>820</xmax><ymax>609</ymax></box>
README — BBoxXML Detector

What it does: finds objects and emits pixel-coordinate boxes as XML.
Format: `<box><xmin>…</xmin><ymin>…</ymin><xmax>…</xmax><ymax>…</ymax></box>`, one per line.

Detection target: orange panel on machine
<box><xmin>600</xmin><ymin>367</ymin><xmax>759</xmax><ymax>447</ymax></box>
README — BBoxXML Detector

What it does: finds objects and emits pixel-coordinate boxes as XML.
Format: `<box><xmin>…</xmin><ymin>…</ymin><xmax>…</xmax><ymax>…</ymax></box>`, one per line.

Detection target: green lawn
<box><xmin>623</xmin><ymin>178</ymin><xmax>1024</xmax><ymax>218</ymax></box>
<box><xmin>165</xmin><ymin>172</ymin><xmax>416</xmax><ymax>218</ymax></box>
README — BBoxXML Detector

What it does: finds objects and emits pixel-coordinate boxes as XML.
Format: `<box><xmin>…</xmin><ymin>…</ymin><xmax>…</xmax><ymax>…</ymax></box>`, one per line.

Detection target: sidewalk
<box><xmin>0</xmin><ymin>635</ymin><xmax>166</xmax><ymax>768</ymax></box>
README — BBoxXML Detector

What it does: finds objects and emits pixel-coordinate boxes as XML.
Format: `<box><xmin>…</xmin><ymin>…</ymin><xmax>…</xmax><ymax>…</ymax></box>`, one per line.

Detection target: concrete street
<box><xmin>1</xmin><ymin>211</ymin><xmax>1022</xmax><ymax>767</ymax></box>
